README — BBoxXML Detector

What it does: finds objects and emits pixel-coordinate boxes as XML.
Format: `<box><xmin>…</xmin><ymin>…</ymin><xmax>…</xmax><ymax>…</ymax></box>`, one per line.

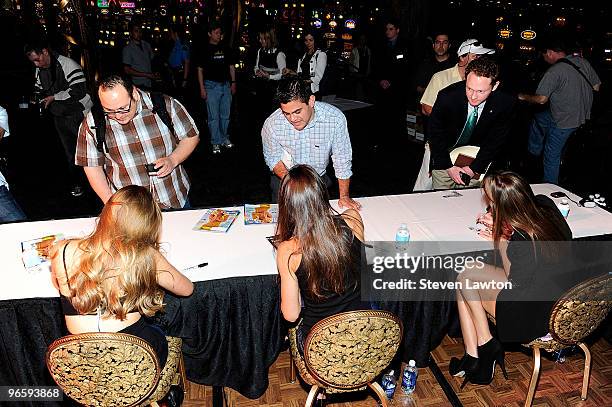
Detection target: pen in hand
<box><xmin>183</xmin><ymin>262</ymin><xmax>208</xmax><ymax>271</ymax></box>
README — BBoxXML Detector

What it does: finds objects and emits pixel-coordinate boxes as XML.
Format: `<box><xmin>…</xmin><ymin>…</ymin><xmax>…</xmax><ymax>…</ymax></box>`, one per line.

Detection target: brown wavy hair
<box><xmin>482</xmin><ymin>171</ymin><xmax>567</xmax><ymax>259</ymax></box>
<box><xmin>275</xmin><ymin>165</ymin><xmax>357</xmax><ymax>300</ymax></box>
<box><xmin>67</xmin><ymin>185</ymin><xmax>165</xmax><ymax>319</ymax></box>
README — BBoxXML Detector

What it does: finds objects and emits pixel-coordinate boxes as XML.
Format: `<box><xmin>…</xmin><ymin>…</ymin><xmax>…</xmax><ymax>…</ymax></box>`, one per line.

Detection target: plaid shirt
<box><xmin>261</xmin><ymin>101</ymin><xmax>353</xmax><ymax>179</ymax></box>
<box><xmin>76</xmin><ymin>91</ymin><xmax>199</xmax><ymax>209</ymax></box>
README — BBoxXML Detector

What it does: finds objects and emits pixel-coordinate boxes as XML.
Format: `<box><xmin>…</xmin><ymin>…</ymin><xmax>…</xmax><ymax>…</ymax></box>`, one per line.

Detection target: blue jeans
<box><xmin>0</xmin><ymin>185</ymin><xmax>26</xmax><ymax>223</ymax></box>
<box><xmin>204</xmin><ymin>80</ymin><xmax>231</xmax><ymax>146</ymax></box>
<box><xmin>527</xmin><ymin>110</ymin><xmax>577</xmax><ymax>184</ymax></box>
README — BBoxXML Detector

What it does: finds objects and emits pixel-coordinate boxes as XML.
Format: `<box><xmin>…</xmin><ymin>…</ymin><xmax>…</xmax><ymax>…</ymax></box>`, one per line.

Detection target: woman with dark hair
<box><xmin>284</xmin><ymin>32</ymin><xmax>327</xmax><ymax>98</ymax></box>
<box><xmin>50</xmin><ymin>185</ymin><xmax>194</xmax><ymax>367</ymax></box>
<box><xmin>275</xmin><ymin>164</ymin><xmax>365</xmax><ymax>354</ymax></box>
<box><xmin>451</xmin><ymin>171</ymin><xmax>571</xmax><ymax>386</ymax></box>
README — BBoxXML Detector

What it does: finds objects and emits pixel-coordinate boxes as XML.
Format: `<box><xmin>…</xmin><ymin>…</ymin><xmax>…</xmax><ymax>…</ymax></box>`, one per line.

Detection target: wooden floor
<box><xmin>183</xmin><ymin>335</ymin><xmax>611</xmax><ymax>406</ymax></box>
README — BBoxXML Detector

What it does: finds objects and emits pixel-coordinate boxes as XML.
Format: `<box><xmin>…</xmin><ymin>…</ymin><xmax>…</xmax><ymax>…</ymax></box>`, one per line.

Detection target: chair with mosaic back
<box><xmin>46</xmin><ymin>332</ymin><xmax>186</xmax><ymax>407</ymax></box>
<box><xmin>521</xmin><ymin>273</ymin><xmax>611</xmax><ymax>407</ymax></box>
<box><xmin>288</xmin><ymin>310</ymin><xmax>403</xmax><ymax>407</ymax></box>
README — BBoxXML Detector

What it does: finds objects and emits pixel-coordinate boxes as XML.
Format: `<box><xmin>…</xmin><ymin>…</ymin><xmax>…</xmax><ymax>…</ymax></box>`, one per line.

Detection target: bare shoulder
<box><xmin>276</xmin><ymin>239</ymin><xmax>301</xmax><ymax>274</ymax></box>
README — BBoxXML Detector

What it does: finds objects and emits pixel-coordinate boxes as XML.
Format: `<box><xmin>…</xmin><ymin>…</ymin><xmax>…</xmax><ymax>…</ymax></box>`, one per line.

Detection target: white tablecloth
<box><xmin>1</xmin><ymin>184</ymin><xmax>610</xmax><ymax>301</ymax></box>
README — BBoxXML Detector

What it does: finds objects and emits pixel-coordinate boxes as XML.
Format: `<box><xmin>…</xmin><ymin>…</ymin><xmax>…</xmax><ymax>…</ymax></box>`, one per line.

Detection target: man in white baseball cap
<box><xmin>421</xmin><ymin>38</ymin><xmax>495</xmax><ymax>116</ymax></box>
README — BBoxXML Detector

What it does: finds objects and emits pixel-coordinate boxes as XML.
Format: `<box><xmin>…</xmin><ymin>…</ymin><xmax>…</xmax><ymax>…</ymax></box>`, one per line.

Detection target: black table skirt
<box><xmin>0</xmin><ymin>274</ymin><xmax>284</xmax><ymax>404</ymax></box>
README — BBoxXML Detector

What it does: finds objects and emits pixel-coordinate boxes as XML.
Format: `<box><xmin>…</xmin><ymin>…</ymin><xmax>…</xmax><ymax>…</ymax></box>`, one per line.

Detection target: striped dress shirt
<box><xmin>76</xmin><ymin>91</ymin><xmax>199</xmax><ymax>209</ymax></box>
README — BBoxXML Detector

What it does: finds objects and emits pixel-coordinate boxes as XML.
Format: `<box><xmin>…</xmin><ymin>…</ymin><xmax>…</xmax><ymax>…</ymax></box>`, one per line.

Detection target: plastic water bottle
<box><xmin>381</xmin><ymin>370</ymin><xmax>397</xmax><ymax>399</ymax></box>
<box><xmin>557</xmin><ymin>199</ymin><xmax>570</xmax><ymax>218</ymax></box>
<box><xmin>395</xmin><ymin>223</ymin><xmax>410</xmax><ymax>252</ymax></box>
<box><xmin>401</xmin><ymin>360</ymin><xmax>418</xmax><ymax>394</ymax></box>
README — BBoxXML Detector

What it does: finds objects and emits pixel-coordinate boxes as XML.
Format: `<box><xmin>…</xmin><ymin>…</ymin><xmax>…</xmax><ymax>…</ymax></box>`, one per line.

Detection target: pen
<box><xmin>183</xmin><ymin>262</ymin><xmax>208</xmax><ymax>271</ymax></box>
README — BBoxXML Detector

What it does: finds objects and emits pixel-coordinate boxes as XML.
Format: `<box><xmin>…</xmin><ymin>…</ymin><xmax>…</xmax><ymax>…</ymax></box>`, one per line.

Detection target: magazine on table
<box><xmin>21</xmin><ymin>234</ymin><xmax>64</xmax><ymax>272</ymax></box>
<box><xmin>244</xmin><ymin>203</ymin><xmax>278</xmax><ymax>225</ymax></box>
<box><xmin>193</xmin><ymin>209</ymin><xmax>240</xmax><ymax>233</ymax></box>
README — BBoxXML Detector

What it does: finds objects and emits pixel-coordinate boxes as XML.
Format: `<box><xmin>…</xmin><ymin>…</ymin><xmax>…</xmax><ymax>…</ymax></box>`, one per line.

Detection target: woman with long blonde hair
<box><xmin>50</xmin><ymin>185</ymin><xmax>193</xmax><ymax>367</ymax></box>
<box><xmin>275</xmin><ymin>165</ymin><xmax>366</xmax><ymax>354</ymax></box>
<box><xmin>451</xmin><ymin>171</ymin><xmax>571</xmax><ymax>387</ymax></box>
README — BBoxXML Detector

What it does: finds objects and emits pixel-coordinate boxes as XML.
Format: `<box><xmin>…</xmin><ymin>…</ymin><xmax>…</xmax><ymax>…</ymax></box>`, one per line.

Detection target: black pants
<box><xmin>270</xmin><ymin>172</ymin><xmax>332</xmax><ymax>203</ymax></box>
<box><xmin>53</xmin><ymin>111</ymin><xmax>84</xmax><ymax>185</ymax></box>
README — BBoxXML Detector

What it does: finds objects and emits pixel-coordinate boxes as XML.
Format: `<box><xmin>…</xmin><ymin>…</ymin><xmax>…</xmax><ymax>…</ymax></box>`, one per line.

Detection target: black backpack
<box><xmin>90</xmin><ymin>92</ymin><xmax>174</xmax><ymax>153</ymax></box>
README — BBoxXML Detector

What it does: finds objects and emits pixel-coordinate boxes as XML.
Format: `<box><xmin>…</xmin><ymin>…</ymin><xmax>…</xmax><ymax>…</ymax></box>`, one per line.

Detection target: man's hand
<box><xmin>379</xmin><ymin>80</ymin><xmax>391</xmax><ymax>90</ymax></box>
<box><xmin>230</xmin><ymin>82</ymin><xmax>237</xmax><ymax>95</ymax></box>
<box><xmin>461</xmin><ymin>166</ymin><xmax>475</xmax><ymax>179</ymax></box>
<box><xmin>42</xmin><ymin>95</ymin><xmax>55</xmax><ymax>108</ymax></box>
<box><xmin>447</xmin><ymin>166</ymin><xmax>468</xmax><ymax>185</ymax></box>
<box><xmin>200</xmin><ymin>88</ymin><xmax>207</xmax><ymax>100</ymax></box>
<box><xmin>153</xmin><ymin>156</ymin><xmax>178</xmax><ymax>178</ymax></box>
<box><xmin>338</xmin><ymin>196</ymin><xmax>362</xmax><ymax>211</ymax></box>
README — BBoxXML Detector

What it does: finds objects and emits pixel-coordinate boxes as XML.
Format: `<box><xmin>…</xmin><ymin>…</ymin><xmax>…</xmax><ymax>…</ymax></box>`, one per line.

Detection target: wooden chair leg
<box><xmin>369</xmin><ymin>381</ymin><xmax>389</xmax><ymax>407</ymax></box>
<box><xmin>525</xmin><ymin>347</ymin><xmax>541</xmax><ymax>407</ymax></box>
<box><xmin>289</xmin><ymin>351</ymin><xmax>296</xmax><ymax>383</ymax></box>
<box><xmin>305</xmin><ymin>385</ymin><xmax>319</xmax><ymax>407</ymax></box>
<box><xmin>578</xmin><ymin>342</ymin><xmax>591</xmax><ymax>400</ymax></box>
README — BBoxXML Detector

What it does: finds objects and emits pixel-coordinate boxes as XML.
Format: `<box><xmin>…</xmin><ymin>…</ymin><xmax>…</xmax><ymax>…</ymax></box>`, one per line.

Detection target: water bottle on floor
<box><xmin>395</xmin><ymin>223</ymin><xmax>410</xmax><ymax>252</ymax></box>
<box><xmin>381</xmin><ymin>369</ymin><xmax>397</xmax><ymax>399</ymax></box>
<box><xmin>401</xmin><ymin>360</ymin><xmax>418</xmax><ymax>394</ymax></box>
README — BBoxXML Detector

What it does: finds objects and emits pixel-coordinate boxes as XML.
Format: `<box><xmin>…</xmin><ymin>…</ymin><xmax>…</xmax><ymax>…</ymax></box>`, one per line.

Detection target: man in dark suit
<box><xmin>429</xmin><ymin>57</ymin><xmax>515</xmax><ymax>189</ymax></box>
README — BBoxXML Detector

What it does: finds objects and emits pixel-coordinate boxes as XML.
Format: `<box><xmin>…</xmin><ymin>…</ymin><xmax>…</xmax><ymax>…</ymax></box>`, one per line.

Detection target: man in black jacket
<box><xmin>25</xmin><ymin>40</ymin><xmax>92</xmax><ymax>197</ymax></box>
<box><xmin>429</xmin><ymin>58</ymin><xmax>515</xmax><ymax>189</ymax></box>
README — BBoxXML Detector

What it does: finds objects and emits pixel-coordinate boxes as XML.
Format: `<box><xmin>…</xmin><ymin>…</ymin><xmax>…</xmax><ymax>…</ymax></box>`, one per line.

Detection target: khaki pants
<box><xmin>432</xmin><ymin>169</ymin><xmax>481</xmax><ymax>190</ymax></box>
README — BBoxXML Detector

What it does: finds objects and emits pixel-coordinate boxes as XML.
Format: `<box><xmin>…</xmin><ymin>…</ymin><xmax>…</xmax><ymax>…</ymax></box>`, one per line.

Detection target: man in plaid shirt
<box><xmin>262</xmin><ymin>78</ymin><xmax>360</xmax><ymax>210</ymax></box>
<box><xmin>76</xmin><ymin>75</ymin><xmax>199</xmax><ymax>209</ymax></box>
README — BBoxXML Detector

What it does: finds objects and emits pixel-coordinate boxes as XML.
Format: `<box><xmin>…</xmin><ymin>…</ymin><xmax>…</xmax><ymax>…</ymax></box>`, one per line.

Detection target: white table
<box><xmin>2</xmin><ymin>184</ymin><xmax>610</xmax><ymax>302</ymax></box>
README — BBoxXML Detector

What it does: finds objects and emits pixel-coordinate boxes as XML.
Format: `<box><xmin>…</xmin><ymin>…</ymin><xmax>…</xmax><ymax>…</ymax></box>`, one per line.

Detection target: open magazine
<box><xmin>193</xmin><ymin>209</ymin><xmax>240</xmax><ymax>233</ymax></box>
<box><xmin>244</xmin><ymin>204</ymin><xmax>278</xmax><ymax>225</ymax></box>
<box><xmin>21</xmin><ymin>234</ymin><xmax>63</xmax><ymax>272</ymax></box>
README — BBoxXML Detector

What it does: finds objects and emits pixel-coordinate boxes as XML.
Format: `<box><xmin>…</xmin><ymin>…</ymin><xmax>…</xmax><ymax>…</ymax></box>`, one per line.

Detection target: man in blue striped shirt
<box><xmin>262</xmin><ymin>79</ymin><xmax>361</xmax><ymax>210</ymax></box>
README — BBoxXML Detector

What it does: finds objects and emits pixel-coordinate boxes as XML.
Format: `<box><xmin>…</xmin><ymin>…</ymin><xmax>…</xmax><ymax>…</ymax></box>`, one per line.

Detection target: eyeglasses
<box><xmin>103</xmin><ymin>98</ymin><xmax>133</xmax><ymax>117</ymax></box>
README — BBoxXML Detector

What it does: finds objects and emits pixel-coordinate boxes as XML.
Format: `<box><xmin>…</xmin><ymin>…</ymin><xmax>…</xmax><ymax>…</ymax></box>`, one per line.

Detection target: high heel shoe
<box><xmin>460</xmin><ymin>338</ymin><xmax>508</xmax><ymax>389</ymax></box>
<box><xmin>449</xmin><ymin>353</ymin><xmax>478</xmax><ymax>377</ymax></box>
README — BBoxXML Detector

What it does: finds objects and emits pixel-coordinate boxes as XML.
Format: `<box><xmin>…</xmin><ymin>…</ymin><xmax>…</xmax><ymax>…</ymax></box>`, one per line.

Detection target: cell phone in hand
<box><xmin>460</xmin><ymin>171</ymin><xmax>471</xmax><ymax>186</ymax></box>
<box><xmin>145</xmin><ymin>163</ymin><xmax>157</xmax><ymax>174</ymax></box>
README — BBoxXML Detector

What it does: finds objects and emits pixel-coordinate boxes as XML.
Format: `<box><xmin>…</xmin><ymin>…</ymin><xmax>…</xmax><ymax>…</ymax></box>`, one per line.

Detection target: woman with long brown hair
<box><xmin>275</xmin><ymin>164</ymin><xmax>366</xmax><ymax>354</ymax></box>
<box><xmin>451</xmin><ymin>171</ymin><xmax>571</xmax><ymax>386</ymax></box>
<box><xmin>50</xmin><ymin>185</ymin><xmax>193</xmax><ymax>367</ymax></box>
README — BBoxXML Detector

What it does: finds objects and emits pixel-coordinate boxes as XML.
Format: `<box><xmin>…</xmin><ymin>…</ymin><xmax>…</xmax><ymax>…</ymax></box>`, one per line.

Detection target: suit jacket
<box><xmin>428</xmin><ymin>81</ymin><xmax>516</xmax><ymax>174</ymax></box>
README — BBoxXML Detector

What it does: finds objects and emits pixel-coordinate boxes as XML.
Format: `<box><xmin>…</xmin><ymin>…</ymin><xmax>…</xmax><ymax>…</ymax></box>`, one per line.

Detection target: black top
<box><xmin>373</xmin><ymin>37</ymin><xmax>411</xmax><ymax>88</ymax></box>
<box><xmin>258</xmin><ymin>48</ymin><xmax>281</xmax><ymax>72</ymax></box>
<box><xmin>297</xmin><ymin>217</ymin><xmax>365</xmax><ymax>334</ymax></box>
<box><xmin>415</xmin><ymin>56</ymin><xmax>456</xmax><ymax>89</ymax></box>
<box><xmin>495</xmin><ymin>195</ymin><xmax>572</xmax><ymax>343</ymax></box>
<box><xmin>196</xmin><ymin>43</ymin><xmax>234</xmax><ymax>83</ymax></box>
<box><xmin>428</xmin><ymin>80</ymin><xmax>517</xmax><ymax>174</ymax></box>
<box><xmin>299</xmin><ymin>52</ymin><xmax>314</xmax><ymax>80</ymax></box>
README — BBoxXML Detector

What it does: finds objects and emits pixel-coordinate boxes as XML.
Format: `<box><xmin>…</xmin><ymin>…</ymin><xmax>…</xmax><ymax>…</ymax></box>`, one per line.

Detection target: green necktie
<box><xmin>453</xmin><ymin>107</ymin><xmax>478</xmax><ymax>150</ymax></box>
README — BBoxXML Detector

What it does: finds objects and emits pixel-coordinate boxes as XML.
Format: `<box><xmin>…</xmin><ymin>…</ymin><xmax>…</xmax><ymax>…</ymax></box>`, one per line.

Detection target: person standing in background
<box><xmin>123</xmin><ymin>21</ymin><xmax>158</xmax><ymax>91</ymax></box>
<box><xmin>0</xmin><ymin>105</ymin><xmax>27</xmax><ymax>223</ymax></box>
<box><xmin>167</xmin><ymin>24</ymin><xmax>191</xmax><ymax>96</ymax></box>
<box><xmin>197</xmin><ymin>21</ymin><xmax>236</xmax><ymax>155</ymax></box>
<box><xmin>415</xmin><ymin>31</ymin><xmax>455</xmax><ymax>101</ymax></box>
<box><xmin>284</xmin><ymin>32</ymin><xmax>327</xmax><ymax>99</ymax></box>
<box><xmin>519</xmin><ymin>36</ymin><xmax>601</xmax><ymax>184</ymax></box>
<box><xmin>25</xmin><ymin>40</ymin><xmax>93</xmax><ymax>198</ymax></box>
<box><xmin>253</xmin><ymin>27</ymin><xmax>286</xmax><ymax>116</ymax></box>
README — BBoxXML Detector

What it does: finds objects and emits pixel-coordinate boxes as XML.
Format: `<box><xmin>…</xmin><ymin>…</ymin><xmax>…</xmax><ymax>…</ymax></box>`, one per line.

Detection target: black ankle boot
<box><xmin>449</xmin><ymin>353</ymin><xmax>478</xmax><ymax>377</ymax></box>
<box><xmin>460</xmin><ymin>338</ymin><xmax>508</xmax><ymax>388</ymax></box>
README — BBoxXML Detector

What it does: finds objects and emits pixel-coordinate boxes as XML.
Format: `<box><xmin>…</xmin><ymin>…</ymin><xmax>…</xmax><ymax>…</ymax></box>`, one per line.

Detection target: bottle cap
<box><xmin>560</xmin><ymin>198</ymin><xmax>568</xmax><ymax>204</ymax></box>
<box><xmin>400</xmin><ymin>223</ymin><xmax>407</xmax><ymax>228</ymax></box>
<box><xmin>408</xmin><ymin>360</ymin><xmax>416</xmax><ymax>367</ymax></box>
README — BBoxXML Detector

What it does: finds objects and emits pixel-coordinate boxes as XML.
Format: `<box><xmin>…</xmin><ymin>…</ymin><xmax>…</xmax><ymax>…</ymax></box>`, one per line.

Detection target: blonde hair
<box><xmin>67</xmin><ymin>185</ymin><xmax>165</xmax><ymax>319</ymax></box>
<box><xmin>259</xmin><ymin>28</ymin><xmax>278</xmax><ymax>49</ymax></box>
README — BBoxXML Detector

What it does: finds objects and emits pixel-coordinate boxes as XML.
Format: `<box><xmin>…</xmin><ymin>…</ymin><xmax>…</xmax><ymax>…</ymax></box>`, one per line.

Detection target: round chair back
<box><xmin>550</xmin><ymin>273</ymin><xmax>612</xmax><ymax>345</ymax></box>
<box><xmin>46</xmin><ymin>332</ymin><xmax>161</xmax><ymax>407</ymax></box>
<box><xmin>303</xmin><ymin>310</ymin><xmax>403</xmax><ymax>390</ymax></box>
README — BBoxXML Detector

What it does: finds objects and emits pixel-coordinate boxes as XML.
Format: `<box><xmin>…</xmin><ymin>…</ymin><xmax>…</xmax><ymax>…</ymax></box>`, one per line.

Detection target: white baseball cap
<box><xmin>457</xmin><ymin>39</ymin><xmax>495</xmax><ymax>56</ymax></box>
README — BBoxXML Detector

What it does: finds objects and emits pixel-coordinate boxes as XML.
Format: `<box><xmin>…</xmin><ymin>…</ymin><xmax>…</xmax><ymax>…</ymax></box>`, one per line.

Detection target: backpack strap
<box><xmin>150</xmin><ymin>92</ymin><xmax>176</xmax><ymax>141</ymax></box>
<box><xmin>557</xmin><ymin>58</ymin><xmax>595</xmax><ymax>89</ymax></box>
<box><xmin>90</xmin><ymin>104</ymin><xmax>107</xmax><ymax>153</ymax></box>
